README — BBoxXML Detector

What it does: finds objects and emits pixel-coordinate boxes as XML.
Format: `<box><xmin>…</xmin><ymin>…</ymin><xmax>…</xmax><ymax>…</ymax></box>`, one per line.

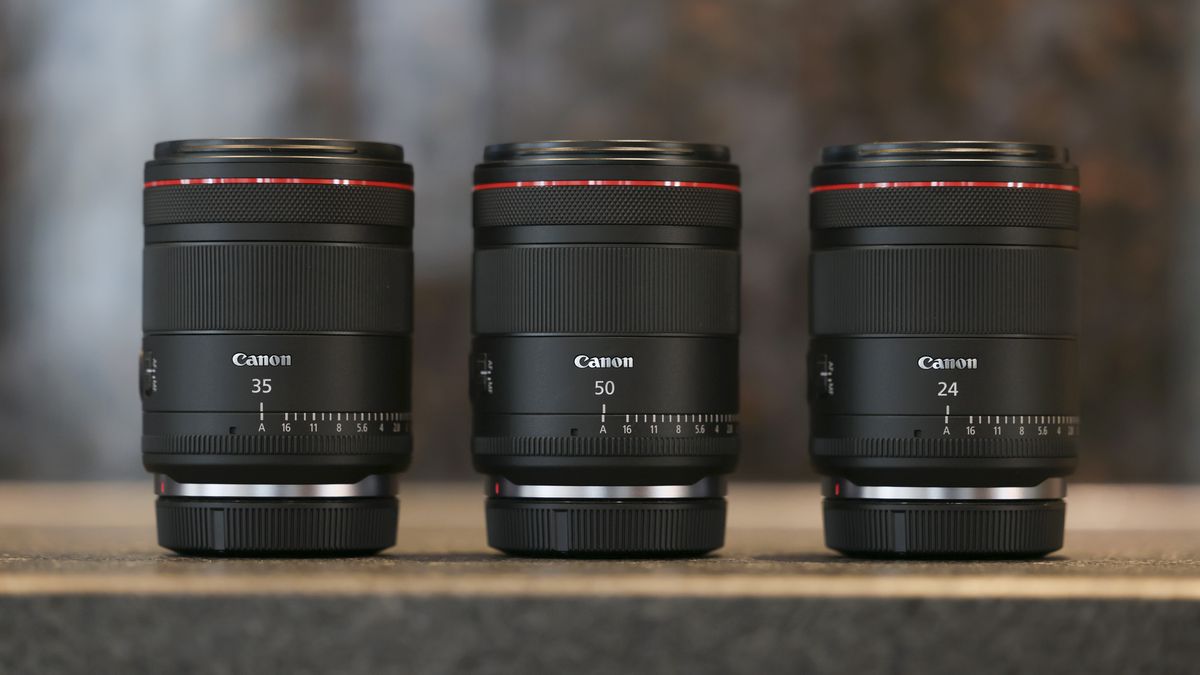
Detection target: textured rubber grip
<box><xmin>823</xmin><ymin>499</ymin><xmax>1065</xmax><ymax>557</ymax></box>
<box><xmin>473</xmin><ymin>246</ymin><xmax>738</xmax><ymax>334</ymax></box>
<box><xmin>811</xmin><ymin>187</ymin><xmax>1078</xmax><ymax>230</ymax></box>
<box><xmin>810</xmin><ymin>246</ymin><xmax>1078</xmax><ymax>335</ymax></box>
<box><xmin>144</xmin><ymin>243</ymin><xmax>412</xmax><ymax>333</ymax></box>
<box><xmin>143</xmin><ymin>433</ymin><xmax>412</xmax><ymax>456</ymax></box>
<box><xmin>144</xmin><ymin>184</ymin><xmax>413</xmax><ymax>226</ymax></box>
<box><xmin>474</xmin><ymin>185</ymin><xmax>739</xmax><ymax>228</ymax></box>
<box><xmin>473</xmin><ymin>435</ymin><xmax>738</xmax><ymax>457</ymax></box>
<box><xmin>811</xmin><ymin>436</ymin><xmax>1077</xmax><ymax>459</ymax></box>
<box><xmin>486</xmin><ymin>498</ymin><xmax>726</xmax><ymax>556</ymax></box>
<box><xmin>156</xmin><ymin>497</ymin><xmax>398</xmax><ymax>555</ymax></box>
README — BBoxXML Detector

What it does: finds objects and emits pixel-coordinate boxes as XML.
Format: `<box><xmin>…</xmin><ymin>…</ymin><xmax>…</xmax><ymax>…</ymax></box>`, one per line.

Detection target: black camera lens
<box><xmin>471</xmin><ymin>140</ymin><xmax>741</xmax><ymax>556</ymax></box>
<box><xmin>808</xmin><ymin>141</ymin><xmax>1080</xmax><ymax>557</ymax></box>
<box><xmin>142</xmin><ymin>138</ymin><xmax>414</xmax><ymax>555</ymax></box>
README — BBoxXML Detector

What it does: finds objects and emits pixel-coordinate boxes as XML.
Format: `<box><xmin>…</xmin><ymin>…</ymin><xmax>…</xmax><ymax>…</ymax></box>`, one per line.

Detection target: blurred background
<box><xmin>0</xmin><ymin>0</ymin><xmax>1195</xmax><ymax>482</ymax></box>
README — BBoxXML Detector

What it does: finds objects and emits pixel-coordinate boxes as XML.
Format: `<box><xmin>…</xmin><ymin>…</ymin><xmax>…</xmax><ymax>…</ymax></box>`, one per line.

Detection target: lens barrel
<box><xmin>471</xmin><ymin>140</ymin><xmax>741</xmax><ymax>556</ymax></box>
<box><xmin>808</xmin><ymin>141</ymin><xmax>1080</xmax><ymax>557</ymax></box>
<box><xmin>142</xmin><ymin>138</ymin><xmax>414</xmax><ymax>555</ymax></box>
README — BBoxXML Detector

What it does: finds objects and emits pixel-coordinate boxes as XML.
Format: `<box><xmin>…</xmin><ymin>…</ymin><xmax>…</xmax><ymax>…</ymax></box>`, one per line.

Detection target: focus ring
<box><xmin>811</xmin><ymin>246</ymin><xmax>1077</xmax><ymax>335</ymax></box>
<box><xmin>485</xmin><ymin>498</ymin><xmax>726</xmax><ymax>556</ymax></box>
<box><xmin>811</xmin><ymin>187</ymin><xmax>1078</xmax><ymax>230</ymax></box>
<box><xmin>473</xmin><ymin>435</ymin><xmax>738</xmax><ymax>457</ymax></box>
<box><xmin>142</xmin><ymin>434</ymin><xmax>412</xmax><ymax>456</ymax></box>
<box><xmin>474</xmin><ymin>186</ymin><xmax>739</xmax><ymax>228</ymax></box>
<box><xmin>144</xmin><ymin>184</ymin><xmax>413</xmax><ymax>226</ymax></box>
<box><xmin>473</xmin><ymin>247</ymin><xmax>738</xmax><ymax>334</ymax></box>
<box><xmin>144</xmin><ymin>243</ymin><xmax>412</xmax><ymax>333</ymax></box>
<box><xmin>823</xmin><ymin>500</ymin><xmax>1065</xmax><ymax>556</ymax></box>
<box><xmin>156</xmin><ymin>497</ymin><xmax>397</xmax><ymax>554</ymax></box>
<box><xmin>811</xmin><ymin>436</ymin><xmax>1077</xmax><ymax>459</ymax></box>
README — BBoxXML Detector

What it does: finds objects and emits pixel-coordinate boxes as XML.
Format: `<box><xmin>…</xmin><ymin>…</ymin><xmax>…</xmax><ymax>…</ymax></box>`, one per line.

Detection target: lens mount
<box><xmin>155</xmin><ymin>473</ymin><xmax>399</xmax><ymax>499</ymax></box>
<box><xmin>822</xmin><ymin>477</ymin><xmax>1066</xmax><ymax>501</ymax></box>
<box><xmin>489</xmin><ymin>476</ymin><xmax>725</xmax><ymax>500</ymax></box>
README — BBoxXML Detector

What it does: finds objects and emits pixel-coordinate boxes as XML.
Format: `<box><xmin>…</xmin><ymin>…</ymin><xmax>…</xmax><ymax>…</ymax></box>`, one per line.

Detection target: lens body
<box><xmin>142</xmin><ymin>138</ymin><xmax>413</xmax><ymax>555</ymax></box>
<box><xmin>471</xmin><ymin>140</ymin><xmax>741</xmax><ymax>556</ymax></box>
<box><xmin>808</xmin><ymin>141</ymin><xmax>1079</xmax><ymax>557</ymax></box>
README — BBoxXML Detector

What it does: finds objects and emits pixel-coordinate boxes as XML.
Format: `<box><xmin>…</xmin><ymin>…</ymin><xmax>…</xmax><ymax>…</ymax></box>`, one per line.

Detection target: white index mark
<box><xmin>944</xmin><ymin>405</ymin><xmax>950</xmax><ymax>424</ymax></box>
<box><xmin>259</xmin><ymin>401</ymin><xmax>264</xmax><ymax>421</ymax></box>
<box><xmin>602</xmin><ymin>403</ymin><xmax>606</xmax><ymax>423</ymax></box>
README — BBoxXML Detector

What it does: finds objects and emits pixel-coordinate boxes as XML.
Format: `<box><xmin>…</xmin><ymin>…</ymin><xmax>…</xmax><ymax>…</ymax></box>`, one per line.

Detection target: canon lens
<box><xmin>471</xmin><ymin>140</ymin><xmax>741</xmax><ymax>556</ymax></box>
<box><xmin>809</xmin><ymin>141</ymin><xmax>1079</xmax><ymax>557</ymax></box>
<box><xmin>142</xmin><ymin>138</ymin><xmax>414</xmax><ymax>555</ymax></box>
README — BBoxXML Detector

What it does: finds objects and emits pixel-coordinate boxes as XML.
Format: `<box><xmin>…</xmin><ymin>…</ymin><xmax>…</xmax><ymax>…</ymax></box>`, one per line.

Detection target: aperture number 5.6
<box><xmin>251</xmin><ymin>378</ymin><xmax>272</xmax><ymax>394</ymax></box>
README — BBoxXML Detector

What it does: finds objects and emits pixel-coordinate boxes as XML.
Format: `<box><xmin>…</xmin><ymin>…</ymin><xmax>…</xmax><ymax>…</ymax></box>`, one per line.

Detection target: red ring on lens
<box><xmin>810</xmin><ymin>181</ymin><xmax>1078</xmax><ymax>194</ymax></box>
<box><xmin>143</xmin><ymin>177</ymin><xmax>413</xmax><ymax>190</ymax></box>
<box><xmin>473</xmin><ymin>179</ymin><xmax>740</xmax><ymax>192</ymax></box>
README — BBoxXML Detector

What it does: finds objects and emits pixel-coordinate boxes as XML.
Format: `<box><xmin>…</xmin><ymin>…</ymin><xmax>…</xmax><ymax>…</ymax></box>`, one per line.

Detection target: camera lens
<box><xmin>471</xmin><ymin>140</ymin><xmax>741</xmax><ymax>556</ymax></box>
<box><xmin>142</xmin><ymin>138</ymin><xmax>413</xmax><ymax>555</ymax></box>
<box><xmin>808</xmin><ymin>141</ymin><xmax>1079</xmax><ymax>557</ymax></box>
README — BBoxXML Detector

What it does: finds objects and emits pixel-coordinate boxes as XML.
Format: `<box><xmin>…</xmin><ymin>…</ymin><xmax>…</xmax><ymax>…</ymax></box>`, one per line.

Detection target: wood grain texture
<box><xmin>0</xmin><ymin>482</ymin><xmax>1196</xmax><ymax>598</ymax></box>
<box><xmin>0</xmin><ymin>482</ymin><xmax>1197</xmax><ymax>674</ymax></box>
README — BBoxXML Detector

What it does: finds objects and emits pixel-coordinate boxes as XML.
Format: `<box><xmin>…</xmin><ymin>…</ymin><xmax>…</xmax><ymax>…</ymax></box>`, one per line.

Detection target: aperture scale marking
<box><xmin>938</xmin><ymin>412</ymin><xmax>1079</xmax><ymax>437</ymax></box>
<box><xmin>235</xmin><ymin>410</ymin><xmax>415</xmax><ymax>435</ymax></box>
<box><xmin>595</xmin><ymin>410</ymin><xmax>738</xmax><ymax>436</ymax></box>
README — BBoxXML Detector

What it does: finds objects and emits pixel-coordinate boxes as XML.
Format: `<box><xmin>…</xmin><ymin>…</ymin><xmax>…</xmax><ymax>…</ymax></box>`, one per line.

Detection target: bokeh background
<box><xmin>0</xmin><ymin>0</ymin><xmax>1195</xmax><ymax>482</ymax></box>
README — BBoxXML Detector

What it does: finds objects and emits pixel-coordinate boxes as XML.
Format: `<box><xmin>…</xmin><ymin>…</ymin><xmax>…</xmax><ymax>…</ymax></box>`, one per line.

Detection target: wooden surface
<box><xmin>0</xmin><ymin>482</ymin><xmax>1197</xmax><ymax>674</ymax></box>
<box><xmin>0</xmin><ymin>482</ymin><xmax>1199</xmax><ymax>596</ymax></box>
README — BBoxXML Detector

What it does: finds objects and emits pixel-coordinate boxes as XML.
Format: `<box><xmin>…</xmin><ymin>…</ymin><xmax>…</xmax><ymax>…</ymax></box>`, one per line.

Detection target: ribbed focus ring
<box><xmin>156</xmin><ymin>497</ymin><xmax>398</xmax><ymax>554</ymax></box>
<box><xmin>474</xmin><ymin>247</ymin><xmax>738</xmax><ymax>334</ymax></box>
<box><xmin>485</xmin><ymin>498</ymin><xmax>726</xmax><ymax>556</ymax></box>
<box><xmin>811</xmin><ymin>246</ymin><xmax>1077</xmax><ymax>335</ymax></box>
<box><xmin>811</xmin><ymin>436</ymin><xmax>1077</xmax><ymax>459</ymax></box>
<box><xmin>823</xmin><ymin>500</ymin><xmax>1065</xmax><ymax>557</ymax></box>
<box><xmin>142</xmin><ymin>434</ymin><xmax>412</xmax><ymax>456</ymax></box>
<box><xmin>144</xmin><ymin>243</ymin><xmax>412</xmax><ymax>333</ymax></box>
<box><xmin>144</xmin><ymin>184</ymin><xmax>413</xmax><ymax>226</ymax></box>
<box><xmin>474</xmin><ymin>186</ymin><xmax>739</xmax><ymax>228</ymax></box>
<box><xmin>811</xmin><ymin>187</ymin><xmax>1078</xmax><ymax>230</ymax></box>
<box><xmin>473</xmin><ymin>435</ymin><xmax>738</xmax><ymax>457</ymax></box>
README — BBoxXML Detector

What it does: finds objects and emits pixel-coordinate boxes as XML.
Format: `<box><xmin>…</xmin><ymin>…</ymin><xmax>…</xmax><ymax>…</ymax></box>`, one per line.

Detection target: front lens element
<box><xmin>142</xmin><ymin>138</ymin><xmax>414</xmax><ymax>555</ymax></box>
<box><xmin>808</xmin><ymin>141</ymin><xmax>1080</xmax><ymax>557</ymax></box>
<box><xmin>471</xmin><ymin>140</ymin><xmax>741</xmax><ymax>556</ymax></box>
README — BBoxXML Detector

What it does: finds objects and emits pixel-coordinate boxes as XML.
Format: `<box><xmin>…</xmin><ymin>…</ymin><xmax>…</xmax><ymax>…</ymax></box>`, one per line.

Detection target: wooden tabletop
<box><xmin>0</xmin><ymin>482</ymin><xmax>1197</xmax><ymax>674</ymax></box>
